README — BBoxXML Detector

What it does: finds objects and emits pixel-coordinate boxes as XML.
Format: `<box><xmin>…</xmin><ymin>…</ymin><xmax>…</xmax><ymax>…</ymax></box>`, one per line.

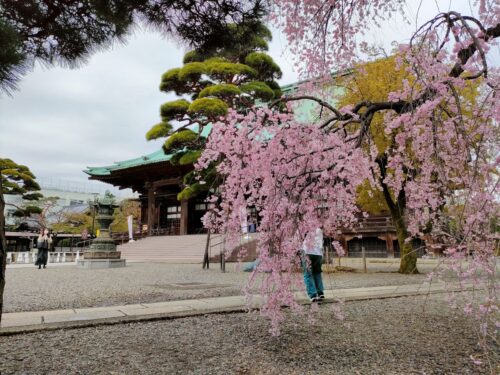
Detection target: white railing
<box><xmin>6</xmin><ymin>251</ymin><xmax>83</xmax><ymax>264</ymax></box>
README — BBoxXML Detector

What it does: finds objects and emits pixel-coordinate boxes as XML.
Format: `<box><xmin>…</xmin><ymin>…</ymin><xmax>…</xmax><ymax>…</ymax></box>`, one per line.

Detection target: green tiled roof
<box><xmin>85</xmin><ymin>124</ymin><xmax>211</xmax><ymax>176</ymax></box>
<box><xmin>85</xmin><ymin>149</ymin><xmax>174</xmax><ymax>176</ymax></box>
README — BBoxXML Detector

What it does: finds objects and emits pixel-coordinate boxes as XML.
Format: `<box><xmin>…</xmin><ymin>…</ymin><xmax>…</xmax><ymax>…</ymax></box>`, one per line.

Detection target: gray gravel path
<box><xmin>1</xmin><ymin>294</ymin><xmax>496</xmax><ymax>375</ymax></box>
<box><xmin>4</xmin><ymin>263</ymin><xmax>430</xmax><ymax>313</ymax></box>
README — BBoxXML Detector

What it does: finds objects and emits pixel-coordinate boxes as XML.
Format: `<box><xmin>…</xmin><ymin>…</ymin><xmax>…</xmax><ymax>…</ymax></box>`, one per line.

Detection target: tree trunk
<box><xmin>391</xmin><ymin>209</ymin><xmax>419</xmax><ymax>274</ymax></box>
<box><xmin>376</xmin><ymin>157</ymin><xmax>418</xmax><ymax>274</ymax></box>
<box><xmin>0</xmin><ymin>185</ymin><xmax>7</xmax><ymax>324</ymax></box>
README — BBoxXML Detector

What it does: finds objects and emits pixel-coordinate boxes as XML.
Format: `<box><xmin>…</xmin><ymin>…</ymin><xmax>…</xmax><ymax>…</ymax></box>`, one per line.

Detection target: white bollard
<box><xmin>62</xmin><ymin>253</ymin><xmax>66</xmax><ymax>262</ymax></box>
<box><xmin>7</xmin><ymin>252</ymin><xmax>12</xmax><ymax>263</ymax></box>
<box><xmin>23</xmin><ymin>252</ymin><xmax>28</xmax><ymax>263</ymax></box>
<box><xmin>56</xmin><ymin>252</ymin><xmax>60</xmax><ymax>263</ymax></box>
<box><xmin>76</xmin><ymin>251</ymin><xmax>80</xmax><ymax>261</ymax></box>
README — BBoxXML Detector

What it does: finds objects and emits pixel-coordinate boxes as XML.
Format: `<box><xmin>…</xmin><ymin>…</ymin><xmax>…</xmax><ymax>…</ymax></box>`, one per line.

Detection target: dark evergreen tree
<box><xmin>0</xmin><ymin>158</ymin><xmax>42</xmax><ymax>323</ymax></box>
<box><xmin>0</xmin><ymin>0</ymin><xmax>267</xmax><ymax>93</ymax></box>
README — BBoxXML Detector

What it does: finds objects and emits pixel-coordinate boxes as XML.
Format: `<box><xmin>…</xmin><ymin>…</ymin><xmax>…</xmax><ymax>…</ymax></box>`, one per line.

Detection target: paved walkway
<box><xmin>0</xmin><ymin>282</ymin><xmax>467</xmax><ymax>335</ymax></box>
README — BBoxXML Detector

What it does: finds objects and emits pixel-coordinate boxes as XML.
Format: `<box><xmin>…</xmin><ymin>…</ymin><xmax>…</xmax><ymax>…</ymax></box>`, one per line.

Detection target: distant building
<box><xmin>4</xmin><ymin>178</ymin><xmax>134</xmax><ymax>230</ymax></box>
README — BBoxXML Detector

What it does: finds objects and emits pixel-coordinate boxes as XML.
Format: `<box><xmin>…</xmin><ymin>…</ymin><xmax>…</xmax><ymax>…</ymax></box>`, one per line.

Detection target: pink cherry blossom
<box><xmin>198</xmin><ymin>2</ymin><xmax>499</xmax><ymax>346</ymax></box>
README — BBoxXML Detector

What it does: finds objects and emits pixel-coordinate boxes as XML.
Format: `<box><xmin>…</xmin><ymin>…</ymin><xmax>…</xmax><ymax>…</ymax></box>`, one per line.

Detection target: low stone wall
<box><xmin>6</xmin><ymin>251</ymin><xmax>83</xmax><ymax>264</ymax></box>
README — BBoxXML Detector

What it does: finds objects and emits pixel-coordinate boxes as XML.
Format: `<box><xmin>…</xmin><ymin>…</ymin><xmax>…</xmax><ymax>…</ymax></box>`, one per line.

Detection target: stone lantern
<box><xmin>77</xmin><ymin>191</ymin><xmax>126</xmax><ymax>268</ymax></box>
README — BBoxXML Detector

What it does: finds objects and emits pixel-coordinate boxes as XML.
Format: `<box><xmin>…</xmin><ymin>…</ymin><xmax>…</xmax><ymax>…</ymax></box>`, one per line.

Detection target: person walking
<box><xmin>301</xmin><ymin>227</ymin><xmax>325</xmax><ymax>303</ymax></box>
<box><xmin>35</xmin><ymin>228</ymin><xmax>52</xmax><ymax>269</ymax></box>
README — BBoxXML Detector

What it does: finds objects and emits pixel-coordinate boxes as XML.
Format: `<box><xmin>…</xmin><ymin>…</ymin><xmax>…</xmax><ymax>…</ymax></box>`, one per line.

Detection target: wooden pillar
<box><xmin>180</xmin><ymin>199</ymin><xmax>189</xmax><ymax>235</ymax></box>
<box><xmin>343</xmin><ymin>235</ymin><xmax>353</xmax><ymax>257</ymax></box>
<box><xmin>146</xmin><ymin>184</ymin><xmax>156</xmax><ymax>236</ymax></box>
<box><xmin>140</xmin><ymin>199</ymin><xmax>147</xmax><ymax>230</ymax></box>
<box><xmin>385</xmin><ymin>233</ymin><xmax>395</xmax><ymax>258</ymax></box>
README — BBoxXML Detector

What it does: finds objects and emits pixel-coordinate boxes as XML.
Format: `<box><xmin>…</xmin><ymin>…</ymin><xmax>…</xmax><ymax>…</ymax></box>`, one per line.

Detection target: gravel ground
<box><xmin>3</xmin><ymin>263</ymin><xmax>433</xmax><ymax>313</ymax></box>
<box><xmin>1</xmin><ymin>294</ymin><xmax>497</xmax><ymax>375</ymax></box>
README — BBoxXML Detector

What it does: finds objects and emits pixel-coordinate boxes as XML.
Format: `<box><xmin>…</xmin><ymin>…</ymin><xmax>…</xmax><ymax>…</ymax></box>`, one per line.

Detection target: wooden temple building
<box><xmin>85</xmin><ymin>149</ymin><xmax>209</xmax><ymax>236</ymax></box>
<box><xmin>85</xmin><ymin>81</ymin><xmax>406</xmax><ymax>257</ymax></box>
<box><xmin>85</xmin><ymin>148</ymin><xmax>404</xmax><ymax>258</ymax></box>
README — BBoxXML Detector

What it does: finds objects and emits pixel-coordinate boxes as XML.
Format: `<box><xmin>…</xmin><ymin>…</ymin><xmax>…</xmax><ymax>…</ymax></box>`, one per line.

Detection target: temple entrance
<box><xmin>164</xmin><ymin>204</ymin><xmax>181</xmax><ymax>235</ymax></box>
<box><xmin>189</xmin><ymin>202</ymin><xmax>208</xmax><ymax>234</ymax></box>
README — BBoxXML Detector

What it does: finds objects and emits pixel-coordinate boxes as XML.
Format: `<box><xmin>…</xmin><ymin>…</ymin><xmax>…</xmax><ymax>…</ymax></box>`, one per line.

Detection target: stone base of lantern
<box><xmin>78</xmin><ymin>250</ymin><xmax>125</xmax><ymax>268</ymax></box>
<box><xmin>77</xmin><ymin>258</ymin><xmax>126</xmax><ymax>269</ymax></box>
<box><xmin>83</xmin><ymin>251</ymin><xmax>122</xmax><ymax>259</ymax></box>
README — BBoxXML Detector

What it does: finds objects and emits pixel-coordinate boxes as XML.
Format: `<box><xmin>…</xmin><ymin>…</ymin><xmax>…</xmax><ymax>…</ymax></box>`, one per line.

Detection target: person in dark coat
<box><xmin>35</xmin><ymin>228</ymin><xmax>52</xmax><ymax>269</ymax></box>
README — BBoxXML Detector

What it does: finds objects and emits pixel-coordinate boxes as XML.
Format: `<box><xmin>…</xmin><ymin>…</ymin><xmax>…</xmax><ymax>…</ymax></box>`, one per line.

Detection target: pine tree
<box><xmin>0</xmin><ymin>0</ymin><xmax>266</xmax><ymax>93</ymax></box>
<box><xmin>146</xmin><ymin>20</ymin><xmax>282</xmax><ymax>200</ymax></box>
<box><xmin>0</xmin><ymin>158</ymin><xmax>42</xmax><ymax>322</ymax></box>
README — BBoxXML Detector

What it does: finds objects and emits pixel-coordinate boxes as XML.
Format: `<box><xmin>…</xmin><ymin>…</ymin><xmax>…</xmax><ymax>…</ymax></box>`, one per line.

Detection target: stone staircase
<box><xmin>117</xmin><ymin>234</ymin><xmax>218</xmax><ymax>263</ymax></box>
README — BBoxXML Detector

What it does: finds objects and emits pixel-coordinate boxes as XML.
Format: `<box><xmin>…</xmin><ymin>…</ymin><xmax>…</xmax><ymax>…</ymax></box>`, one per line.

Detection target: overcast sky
<box><xmin>0</xmin><ymin>26</ymin><xmax>300</xmax><ymax>191</ymax></box>
<box><xmin>0</xmin><ymin>1</ymin><xmax>479</xmax><ymax>192</ymax></box>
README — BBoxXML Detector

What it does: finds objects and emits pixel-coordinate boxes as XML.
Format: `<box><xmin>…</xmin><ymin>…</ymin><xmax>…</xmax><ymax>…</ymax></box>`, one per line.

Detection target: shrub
<box><xmin>183</xmin><ymin>50</ymin><xmax>203</xmax><ymax>64</ymax></box>
<box><xmin>199</xmin><ymin>84</ymin><xmax>241</xmax><ymax>99</ymax></box>
<box><xmin>241</xmin><ymin>81</ymin><xmax>275</xmax><ymax>101</ymax></box>
<box><xmin>159</xmin><ymin>68</ymin><xmax>183</xmax><ymax>94</ymax></box>
<box><xmin>179</xmin><ymin>150</ymin><xmax>202</xmax><ymax>165</ymax></box>
<box><xmin>177</xmin><ymin>182</ymin><xmax>204</xmax><ymax>200</ymax></box>
<box><xmin>146</xmin><ymin>122</ymin><xmax>172</xmax><ymax>141</ymax></box>
<box><xmin>163</xmin><ymin>129</ymin><xmax>198</xmax><ymax>152</ymax></box>
<box><xmin>178</xmin><ymin>62</ymin><xmax>206</xmax><ymax>81</ymax></box>
<box><xmin>160</xmin><ymin>99</ymin><xmax>190</xmax><ymax>119</ymax></box>
<box><xmin>207</xmin><ymin>62</ymin><xmax>256</xmax><ymax>78</ymax></box>
<box><xmin>245</xmin><ymin>52</ymin><xmax>282</xmax><ymax>80</ymax></box>
<box><xmin>188</xmin><ymin>98</ymin><xmax>228</xmax><ymax>118</ymax></box>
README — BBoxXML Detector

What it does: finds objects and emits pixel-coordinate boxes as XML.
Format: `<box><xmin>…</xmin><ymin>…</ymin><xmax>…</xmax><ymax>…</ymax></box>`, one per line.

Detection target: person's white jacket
<box><xmin>302</xmin><ymin>228</ymin><xmax>323</xmax><ymax>256</ymax></box>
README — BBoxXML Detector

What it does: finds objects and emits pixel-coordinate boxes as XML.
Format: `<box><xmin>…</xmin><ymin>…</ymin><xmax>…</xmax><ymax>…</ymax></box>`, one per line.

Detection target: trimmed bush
<box><xmin>179</xmin><ymin>150</ymin><xmax>202</xmax><ymax>165</ymax></box>
<box><xmin>146</xmin><ymin>122</ymin><xmax>172</xmax><ymax>141</ymax></box>
<box><xmin>183</xmin><ymin>50</ymin><xmax>203</xmax><ymax>64</ymax></box>
<box><xmin>178</xmin><ymin>62</ymin><xmax>206</xmax><ymax>81</ymax></box>
<box><xmin>188</xmin><ymin>98</ymin><xmax>228</xmax><ymax>118</ymax></box>
<box><xmin>177</xmin><ymin>182</ymin><xmax>204</xmax><ymax>201</ymax></box>
<box><xmin>160</xmin><ymin>99</ymin><xmax>190</xmax><ymax>119</ymax></box>
<box><xmin>241</xmin><ymin>81</ymin><xmax>275</xmax><ymax>101</ymax></box>
<box><xmin>159</xmin><ymin>68</ymin><xmax>182</xmax><ymax>93</ymax></box>
<box><xmin>265</xmin><ymin>80</ymin><xmax>283</xmax><ymax>98</ymax></box>
<box><xmin>245</xmin><ymin>52</ymin><xmax>282</xmax><ymax>80</ymax></box>
<box><xmin>199</xmin><ymin>84</ymin><xmax>241</xmax><ymax>99</ymax></box>
<box><xmin>207</xmin><ymin>62</ymin><xmax>256</xmax><ymax>78</ymax></box>
<box><xmin>163</xmin><ymin>129</ymin><xmax>198</xmax><ymax>152</ymax></box>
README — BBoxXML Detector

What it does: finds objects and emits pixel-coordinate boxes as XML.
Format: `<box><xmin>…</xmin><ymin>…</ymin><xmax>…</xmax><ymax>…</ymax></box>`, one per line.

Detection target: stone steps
<box><xmin>117</xmin><ymin>234</ymin><xmax>218</xmax><ymax>263</ymax></box>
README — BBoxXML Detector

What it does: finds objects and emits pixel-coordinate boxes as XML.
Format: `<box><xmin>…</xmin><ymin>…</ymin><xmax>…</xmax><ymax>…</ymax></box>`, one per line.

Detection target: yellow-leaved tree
<box><xmin>337</xmin><ymin>55</ymin><xmax>480</xmax><ymax>273</ymax></box>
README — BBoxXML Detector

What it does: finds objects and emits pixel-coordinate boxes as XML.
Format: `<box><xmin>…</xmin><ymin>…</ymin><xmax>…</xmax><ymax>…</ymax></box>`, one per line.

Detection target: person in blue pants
<box><xmin>301</xmin><ymin>228</ymin><xmax>325</xmax><ymax>302</ymax></box>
